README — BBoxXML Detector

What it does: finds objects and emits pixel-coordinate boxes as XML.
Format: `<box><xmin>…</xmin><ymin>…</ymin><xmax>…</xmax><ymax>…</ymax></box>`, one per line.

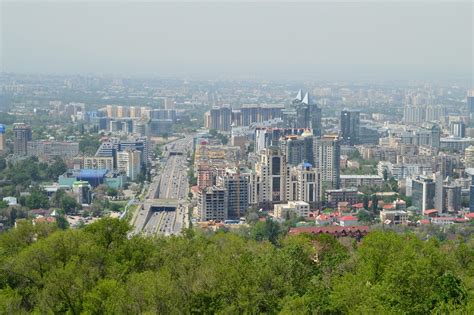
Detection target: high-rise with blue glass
<box><xmin>0</xmin><ymin>124</ymin><xmax>5</xmax><ymax>153</ymax></box>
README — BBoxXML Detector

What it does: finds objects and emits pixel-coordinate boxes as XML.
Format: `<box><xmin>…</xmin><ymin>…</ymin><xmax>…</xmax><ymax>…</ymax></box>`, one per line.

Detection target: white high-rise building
<box><xmin>116</xmin><ymin>149</ymin><xmax>141</xmax><ymax>181</ymax></box>
<box><xmin>251</xmin><ymin>147</ymin><xmax>287</xmax><ymax>206</ymax></box>
<box><xmin>465</xmin><ymin>145</ymin><xmax>474</xmax><ymax>168</ymax></box>
<box><xmin>296</xmin><ymin>163</ymin><xmax>321</xmax><ymax>204</ymax></box>
<box><xmin>425</xmin><ymin>105</ymin><xmax>447</xmax><ymax>122</ymax></box>
<box><xmin>314</xmin><ymin>135</ymin><xmax>341</xmax><ymax>189</ymax></box>
<box><xmin>83</xmin><ymin>157</ymin><xmax>114</xmax><ymax>171</ymax></box>
<box><xmin>286</xmin><ymin>162</ymin><xmax>321</xmax><ymax>205</ymax></box>
<box><xmin>404</xmin><ymin>105</ymin><xmax>424</xmax><ymax>124</ymax></box>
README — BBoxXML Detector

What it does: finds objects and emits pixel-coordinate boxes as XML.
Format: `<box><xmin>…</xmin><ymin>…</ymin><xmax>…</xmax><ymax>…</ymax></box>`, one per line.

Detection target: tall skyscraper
<box><xmin>198</xmin><ymin>186</ymin><xmax>227</xmax><ymax>221</ymax></box>
<box><xmin>13</xmin><ymin>123</ymin><xmax>32</xmax><ymax>156</ymax></box>
<box><xmin>116</xmin><ymin>106</ymin><xmax>129</xmax><ymax>118</ymax></box>
<box><xmin>205</xmin><ymin>105</ymin><xmax>283</xmax><ymax>130</ymax></box>
<box><xmin>293</xmin><ymin>91</ymin><xmax>322</xmax><ymax>136</ymax></box>
<box><xmin>430</xmin><ymin>124</ymin><xmax>441</xmax><ymax>148</ymax></box>
<box><xmin>425</xmin><ymin>105</ymin><xmax>447</xmax><ymax>122</ymax></box>
<box><xmin>434</xmin><ymin>172</ymin><xmax>444</xmax><ymax>215</ymax></box>
<box><xmin>254</xmin><ymin>127</ymin><xmax>307</xmax><ymax>154</ymax></box>
<box><xmin>450</xmin><ymin>121</ymin><xmax>466</xmax><ymax>137</ymax></box>
<box><xmin>210</xmin><ymin>107</ymin><xmax>221</xmax><ymax>130</ymax></box>
<box><xmin>286</xmin><ymin>162</ymin><xmax>321</xmax><ymax>205</ymax></box>
<box><xmin>467</xmin><ymin>90</ymin><xmax>474</xmax><ymax>120</ymax></box>
<box><xmin>314</xmin><ymin>135</ymin><xmax>341</xmax><ymax>189</ymax></box>
<box><xmin>443</xmin><ymin>185</ymin><xmax>461</xmax><ymax>213</ymax></box>
<box><xmin>410</xmin><ymin>176</ymin><xmax>436</xmax><ymax>214</ymax></box>
<box><xmin>470</xmin><ymin>185</ymin><xmax>474</xmax><ymax>213</ymax></box>
<box><xmin>106</xmin><ymin>105</ymin><xmax>117</xmax><ymax>118</ymax></box>
<box><xmin>279</xmin><ymin>130</ymin><xmax>314</xmax><ymax>166</ymax></box>
<box><xmin>220</xmin><ymin>106</ymin><xmax>232</xmax><ymax>132</ymax></box>
<box><xmin>465</xmin><ymin>145</ymin><xmax>474</xmax><ymax>168</ymax></box>
<box><xmin>0</xmin><ymin>124</ymin><xmax>6</xmax><ymax>153</ymax></box>
<box><xmin>116</xmin><ymin>149</ymin><xmax>142</xmax><ymax>181</ymax></box>
<box><xmin>340</xmin><ymin>110</ymin><xmax>360</xmax><ymax>145</ymax></box>
<box><xmin>216</xmin><ymin>169</ymin><xmax>249</xmax><ymax>219</ymax></box>
<box><xmin>403</xmin><ymin>104</ymin><xmax>424</xmax><ymax>124</ymax></box>
<box><xmin>252</xmin><ymin>147</ymin><xmax>287</xmax><ymax>205</ymax></box>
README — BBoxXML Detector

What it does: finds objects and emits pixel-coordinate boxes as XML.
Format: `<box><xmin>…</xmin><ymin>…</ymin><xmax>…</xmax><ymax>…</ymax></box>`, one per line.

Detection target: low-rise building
<box><xmin>340</xmin><ymin>175</ymin><xmax>383</xmax><ymax>189</ymax></box>
<box><xmin>380</xmin><ymin>210</ymin><xmax>408</xmax><ymax>225</ymax></box>
<box><xmin>431</xmin><ymin>217</ymin><xmax>466</xmax><ymax>225</ymax></box>
<box><xmin>2</xmin><ymin>197</ymin><xmax>18</xmax><ymax>206</ymax></box>
<box><xmin>83</xmin><ymin>156</ymin><xmax>114</xmax><ymax>171</ymax></box>
<box><xmin>27</xmin><ymin>140</ymin><xmax>79</xmax><ymax>160</ymax></box>
<box><xmin>339</xmin><ymin>215</ymin><xmax>359</xmax><ymax>227</ymax></box>
<box><xmin>325</xmin><ymin>188</ymin><xmax>358</xmax><ymax>208</ymax></box>
<box><xmin>273</xmin><ymin>201</ymin><xmax>310</xmax><ymax>219</ymax></box>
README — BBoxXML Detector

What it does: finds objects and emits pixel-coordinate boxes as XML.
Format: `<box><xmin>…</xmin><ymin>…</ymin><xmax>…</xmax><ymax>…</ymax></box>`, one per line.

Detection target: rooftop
<box><xmin>340</xmin><ymin>174</ymin><xmax>383</xmax><ymax>179</ymax></box>
<box><xmin>78</xmin><ymin>169</ymin><xmax>108</xmax><ymax>178</ymax></box>
<box><xmin>289</xmin><ymin>225</ymin><xmax>370</xmax><ymax>236</ymax></box>
<box><xmin>340</xmin><ymin>215</ymin><xmax>358</xmax><ymax>221</ymax></box>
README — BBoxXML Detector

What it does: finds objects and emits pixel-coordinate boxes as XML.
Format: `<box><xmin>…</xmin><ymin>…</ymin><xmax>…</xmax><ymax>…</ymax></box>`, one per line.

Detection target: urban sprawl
<box><xmin>1</xmin><ymin>74</ymin><xmax>474</xmax><ymax>238</ymax></box>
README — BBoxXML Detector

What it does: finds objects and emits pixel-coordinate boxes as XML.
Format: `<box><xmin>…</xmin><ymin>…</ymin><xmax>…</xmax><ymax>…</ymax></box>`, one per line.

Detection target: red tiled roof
<box><xmin>340</xmin><ymin>215</ymin><xmax>358</xmax><ymax>221</ymax></box>
<box><xmin>424</xmin><ymin>209</ymin><xmax>438</xmax><ymax>214</ymax></box>
<box><xmin>432</xmin><ymin>217</ymin><xmax>466</xmax><ymax>223</ymax></box>
<box><xmin>317</xmin><ymin>214</ymin><xmax>332</xmax><ymax>221</ymax></box>
<box><xmin>289</xmin><ymin>225</ymin><xmax>369</xmax><ymax>235</ymax></box>
<box><xmin>383</xmin><ymin>204</ymin><xmax>395</xmax><ymax>210</ymax></box>
<box><xmin>34</xmin><ymin>217</ymin><xmax>56</xmax><ymax>223</ymax></box>
<box><xmin>465</xmin><ymin>213</ymin><xmax>474</xmax><ymax>219</ymax></box>
<box><xmin>419</xmin><ymin>219</ymin><xmax>430</xmax><ymax>225</ymax></box>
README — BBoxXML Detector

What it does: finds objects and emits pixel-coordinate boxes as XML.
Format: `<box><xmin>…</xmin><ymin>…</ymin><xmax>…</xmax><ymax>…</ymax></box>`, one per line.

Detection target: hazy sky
<box><xmin>1</xmin><ymin>1</ymin><xmax>473</xmax><ymax>81</ymax></box>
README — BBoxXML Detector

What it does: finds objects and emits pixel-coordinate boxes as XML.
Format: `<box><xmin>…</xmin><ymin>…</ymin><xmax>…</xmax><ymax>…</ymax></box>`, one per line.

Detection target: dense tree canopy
<box><xmin>0</xmin><ymin>157</ymin><xmax>68</xmax><ymax>196</ymax></box>
<box><xmin>0</xmin><ymin>219</ymin><xmax>473</xmax><ymax>314</ymax></box>
<box><xmin>79</xmin><ymin>135</ymin><xmax>101</xmax><ymax>155</ymax></box>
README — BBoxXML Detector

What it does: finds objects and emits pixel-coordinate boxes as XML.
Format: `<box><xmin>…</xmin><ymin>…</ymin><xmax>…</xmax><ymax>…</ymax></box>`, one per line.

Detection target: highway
<box><xmin>132</xmin><ymin>136</ymin><xmax>193</xmax><ymax>237</ymax></box>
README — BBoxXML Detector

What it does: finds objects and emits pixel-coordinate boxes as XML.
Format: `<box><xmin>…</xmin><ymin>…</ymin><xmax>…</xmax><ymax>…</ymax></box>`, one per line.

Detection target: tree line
<box><xmin>0</xmin><ymin>218</ymin><xmax>473</xmax><ymax>314</ymax></box>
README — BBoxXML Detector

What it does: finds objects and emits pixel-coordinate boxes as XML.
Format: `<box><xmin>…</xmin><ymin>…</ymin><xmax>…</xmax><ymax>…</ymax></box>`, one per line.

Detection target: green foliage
<box><xmin>46</xmin><ymin>157</ymin><xmax>67</xmax><ymax>179</ymax></box>
<box><xmin>154</xmin><ymin>144</ymin><xmax>163</xmax><ymax>157</ymax></box>
<box><xmin>56</xmin><ymin>215</ymin><xmax>70</xmax><ymax>230</ymax></box>
<box><xmin>0</xmin><ymin>157</ymin><xmax>6</xmax><ymax>172</ymax></box>
<box><xmin>106</xmin><ymin>188</ymin><xmax>118</xmax><ymax>197</ymax></box>
<box><xmin>357</xmin><ymin>209</ymin><xmax>373</xmax><ymax>223</ymax></box>
<box><xmin>22</xmin><ymin>186</ymin><xmax>49</xmax><ymax>209</ymax></box>
<box><xmin>0</xmin><ymin>200</ymin><xmax>8</xmax><ymax>209</ymax></box>
<box><xmin>79</xmin><ymin>135</ymin><xmax>101</xmax><ymax>155</ymax></box>
<box><xmin>0</xmin><ymin>112</ymin><xmax>16</xmax><ymax>125</ymax></box>
<box><xmin>0</xmin><ymin>157</ymin><xmax>69</xmax><ymax>201</ymax></box>
<box><xmin>371</xmin><ymin>194</ymin><xmax>378</xmax><ymax>212</ymax></box>
<box><xmin>362</xmin><ymin>194</ymin><xmax>369</xmax><ymax>210</ymax></box>
<box><xmin>0</xmin><ymin>219</ymin><xmax>472</xmax><ymax>314</ymax></box>
<box><xmin>330</xmin><ymin>232</ymin><xmax>472</xmax><ymax>313</ymax></box>
<box><xmin>250</xmin><ymin>218</ymin><xmax>285</xmax><ymax>245</ymax></box>
<box><xmin>208</xmin><ymin>129</ymin><xmax>228</xmax><ymax>145</ymax></box>
<box><xmin>51</xmin><ymin>189</ymin><xmax>80</xmax><ymax>214</ymax></box>
<box><xmin>217</xmin><ymin>133</ymin><xmax>228</xmax><ymax>145</ymax></box>
<box><xmin>209</xmin><ymin>129</ymin><xmax>218</xmax><ymax>137</ymax></box>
